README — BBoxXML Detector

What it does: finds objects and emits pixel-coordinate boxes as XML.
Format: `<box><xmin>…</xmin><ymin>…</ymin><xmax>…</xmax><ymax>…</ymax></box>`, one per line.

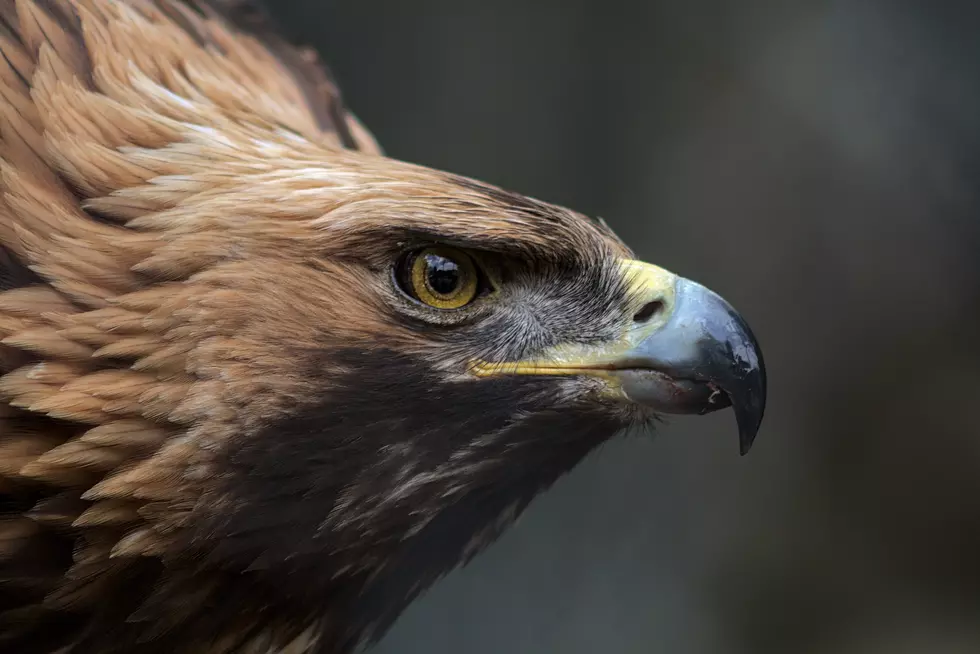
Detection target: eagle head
<box><xmin>0</xmin><ymin>1</ymin><xmax>765</xmax><ymax>652</ymax></box>
<box><xmin>185</xmin><ymin>160</ymin><xmax>766</xmax><ymax>647</ymax></box>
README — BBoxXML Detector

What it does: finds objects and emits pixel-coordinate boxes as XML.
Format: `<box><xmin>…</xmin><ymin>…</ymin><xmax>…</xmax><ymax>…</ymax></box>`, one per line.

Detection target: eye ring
<box><xmin>399</xmin><ymin>247</ymin><xmax>480</xmax><ymax>310</ymax></box>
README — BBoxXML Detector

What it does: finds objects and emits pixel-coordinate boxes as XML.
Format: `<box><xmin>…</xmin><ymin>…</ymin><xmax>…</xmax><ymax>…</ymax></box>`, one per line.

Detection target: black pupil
<box><xmin>424</xmin><ymin>254</ymin><xmax>461</xmax><ymax>296</ymax></box>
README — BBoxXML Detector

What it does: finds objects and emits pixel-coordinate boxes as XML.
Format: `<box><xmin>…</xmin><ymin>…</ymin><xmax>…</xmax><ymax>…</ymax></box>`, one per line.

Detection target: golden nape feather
<box><xmin>0</xmin><ymin>1</ymin><xmax>766</xmax><ymax>652</ymax></box>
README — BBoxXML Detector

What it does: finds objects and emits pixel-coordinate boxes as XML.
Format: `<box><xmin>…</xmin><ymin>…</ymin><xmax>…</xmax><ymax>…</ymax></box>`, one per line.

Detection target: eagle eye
<box><xmin>396</xmin><ymin>247</ymin><xmax>482</xmax><ymax>310</ymax></box>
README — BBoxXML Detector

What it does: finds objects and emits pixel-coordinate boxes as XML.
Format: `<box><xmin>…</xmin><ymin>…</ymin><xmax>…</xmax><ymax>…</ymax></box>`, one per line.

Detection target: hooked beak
<box><xmin>471</xmin><ymin>260</ymin><xmax>767</xmax><ymax>455</ymax></box>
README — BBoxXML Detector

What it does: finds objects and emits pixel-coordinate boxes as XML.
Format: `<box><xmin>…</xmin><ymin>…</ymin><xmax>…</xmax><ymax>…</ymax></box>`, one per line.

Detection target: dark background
<box><xmin>268</xmin><ymin>2</ymin><xmax>980</xmax><ymax>653</ymax></box>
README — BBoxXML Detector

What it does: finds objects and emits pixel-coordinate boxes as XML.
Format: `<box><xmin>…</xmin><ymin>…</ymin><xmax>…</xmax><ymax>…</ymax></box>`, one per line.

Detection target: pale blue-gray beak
<box><xmin>614</xmin><ymin>277</ymin><xmax>766</xmax><ymax>455</ymax></box>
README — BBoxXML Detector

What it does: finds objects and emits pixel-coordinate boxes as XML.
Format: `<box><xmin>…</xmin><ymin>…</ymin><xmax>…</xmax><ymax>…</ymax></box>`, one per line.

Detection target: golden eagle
<box><xmin>0</xmin><ymin>1</ymin><xmax>765</xmax><ymax>652</ymax></box>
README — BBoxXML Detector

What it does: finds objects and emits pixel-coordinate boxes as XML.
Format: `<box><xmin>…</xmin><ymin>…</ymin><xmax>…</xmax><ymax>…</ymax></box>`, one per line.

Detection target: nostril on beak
<box><xmin>633</xmin><ymin>300</ymin><xmax>664</xmax><ymax>324</ymax></box>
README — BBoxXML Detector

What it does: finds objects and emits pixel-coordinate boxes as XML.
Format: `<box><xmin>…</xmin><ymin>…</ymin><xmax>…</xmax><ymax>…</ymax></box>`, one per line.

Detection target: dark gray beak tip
<box><xmin>730</xmin><ymin>326</ymin><xmax>766</xmax><ymax>456</ymax></box>
<box><xmin>736</xmin><ymin>392</ymin><xmax>765</xmax><ymax>456</ymax></box>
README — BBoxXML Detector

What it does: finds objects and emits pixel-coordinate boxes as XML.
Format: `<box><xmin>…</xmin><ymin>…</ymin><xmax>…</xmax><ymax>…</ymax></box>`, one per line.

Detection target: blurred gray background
<box><xmin>268</xmin><ymin>2</ymin><xmax>980</xmax><ymax>653</ymax></box>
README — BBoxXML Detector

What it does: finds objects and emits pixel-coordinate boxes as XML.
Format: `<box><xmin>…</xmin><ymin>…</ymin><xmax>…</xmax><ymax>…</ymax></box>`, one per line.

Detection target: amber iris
<box><xmin>408</xmin><ymin>247</ymin><xmax>479</xmax><ymax>309</ymax></box>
